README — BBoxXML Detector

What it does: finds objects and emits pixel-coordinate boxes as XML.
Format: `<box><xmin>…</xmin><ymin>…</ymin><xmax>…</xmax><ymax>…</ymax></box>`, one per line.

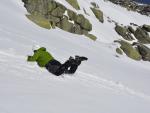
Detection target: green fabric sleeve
<box><xmin>27</xmin><ymin>52</ymin><xmax>39</xmax><ymax>62</ymax></box>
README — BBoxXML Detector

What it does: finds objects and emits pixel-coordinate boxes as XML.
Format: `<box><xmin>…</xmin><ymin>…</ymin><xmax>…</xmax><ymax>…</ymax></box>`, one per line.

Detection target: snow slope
<box><xmin>0</xmin><ymin>0</ymin><xmax>150</xmax><ymax>113</ymax></box>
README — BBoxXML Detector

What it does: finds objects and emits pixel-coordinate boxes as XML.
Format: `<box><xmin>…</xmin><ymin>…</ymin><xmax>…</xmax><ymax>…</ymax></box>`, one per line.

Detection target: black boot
<box><xmin>75</xmin><ymin>56</ymin><xmax>88</xmax><ymax>61</ymax></box>
<box><xmin>75</xmin><ymin>56</ymin><xmax>88</xmax><ymax>66</ymax></box>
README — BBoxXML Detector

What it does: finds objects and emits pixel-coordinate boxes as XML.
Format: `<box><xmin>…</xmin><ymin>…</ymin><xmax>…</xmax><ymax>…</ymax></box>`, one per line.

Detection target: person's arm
<box><xmin>27</xmin><ymin>52</ymin><xmax>39</xmax><ymax>62</ymax></box>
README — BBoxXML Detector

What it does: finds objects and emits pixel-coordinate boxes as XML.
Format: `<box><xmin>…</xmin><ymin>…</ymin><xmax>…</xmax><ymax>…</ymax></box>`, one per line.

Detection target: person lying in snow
<box><xmin>27</xmin><ymin>45</ymin><xmax>88</xmax><ymax>76</ymax></box>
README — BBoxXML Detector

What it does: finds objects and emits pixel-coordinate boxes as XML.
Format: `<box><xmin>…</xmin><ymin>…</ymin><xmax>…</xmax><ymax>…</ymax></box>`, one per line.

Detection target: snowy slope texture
<box><xmin>0</xmin><ymin>0</ymin><xmax>150</xmax><ymax>113</ymax></box>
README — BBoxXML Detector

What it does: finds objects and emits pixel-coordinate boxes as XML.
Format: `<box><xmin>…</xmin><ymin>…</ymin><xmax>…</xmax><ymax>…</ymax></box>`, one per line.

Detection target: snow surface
<box><xmin>0</xmin><ymin>0</ymin><xmax>150</xmax><ymax>113</ymax></box>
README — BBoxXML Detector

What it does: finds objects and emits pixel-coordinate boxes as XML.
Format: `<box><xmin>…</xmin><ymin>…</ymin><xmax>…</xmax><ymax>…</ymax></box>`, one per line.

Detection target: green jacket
<box><xmin>27</xmin><ymin>47</ymin><xmax>54</xmax><ymax>67</ymax></box>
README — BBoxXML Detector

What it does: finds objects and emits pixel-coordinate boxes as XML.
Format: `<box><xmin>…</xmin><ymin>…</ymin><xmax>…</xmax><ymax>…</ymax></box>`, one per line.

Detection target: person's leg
<box><xmin>65</xmin><ymin>64</ymin><xmax>78</xmax><ymax>74</ymax></box>
<box><xmin>54</xmin><ymin>59</ymin><xmax>72</xmax><ymax>76</ymax></box>
<box><xmin>51</xmin><ymin>56</ymin><xmax>88</xmax><ymax>76</ymax></box>
<box><xmin>65</xmin><ymin>56</ymin><xmax>88</xmax><ymax>74</ymax></box>
<box><xmin>45</xmin><ymin>59</ymin><xmax>62</xmax><ymax>75</ymax></box>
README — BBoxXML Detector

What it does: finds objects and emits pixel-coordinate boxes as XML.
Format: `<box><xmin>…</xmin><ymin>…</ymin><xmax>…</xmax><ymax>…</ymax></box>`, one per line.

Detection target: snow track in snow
<box><xmin>76</xmin><ymin>71</ymin><xmax>150</xmax><ymax>101</ymax></box>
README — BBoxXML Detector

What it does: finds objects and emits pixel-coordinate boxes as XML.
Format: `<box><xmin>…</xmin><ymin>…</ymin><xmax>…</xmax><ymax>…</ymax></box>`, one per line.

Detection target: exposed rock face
<box><xmin>91</xmin><ymin>8</ymin><xmax>104</xmax><ymax>23</ymax></box>
<box><xmin>67</xmin><ymin>11</ymin><xmax>92</xmax><ymax>33</ymax></box>
<box><xmin>74</xmin><ymin>14</ymin><xmax>92</xmax><ymax>31</ymax></box>
<box><xmin>107</xmin><ymin>0</ymin><xmax>150</xmax><ymax>16</ymax></box>
<box><xmin>85</xmin><ymin>33</ymin><xmax>97</xmax><ymax>41</ymax></box>
<box><xmin>59</xmin><ymin>16</ymin><xmax>74</xmax><ymax>32</ymax></box>
<box><xmin>73</xmin><ymin>23</ymin><xmax>83</xmax><ymax>35</ymax></box>
<box><xmin>90</xmin><ymin>2</ymin><xmax>104</xmax><ymax>23</ymax></box>
<box><xmin>133</xmin><ymin>43</ymin><xmax>150</xmax><ymax>61</ymax></box>
<box><xmin>127</xmin><ymin>26</ymin><xmax>135</xmax><ymax>34</ymax></box>
<box><xmin>23</xmin><ymin>0</ymin><xmax>56</xmax><ymax>15</ymax></box>
<box><xmin>139</xmin><ymin>5</ymin><xmax>150</xmax><ymax>16</ymax></box>
<box><xmin>67</xmin><ymin>9</ymin><xmax>77</xmax><ymax>20</ymax></box>
<box><xmin>142</xmin><ymin>24</ymin><xmax>150</xmax><ymax>32</ymax></box>
<box><xmin>115</xmin><ymin>25</ymin><xmax>134</xmax><ymax>41</ymax></box>
<box><xmin>65</xmin><ymin>0</ymin><xmax>80</xmax><ymax>10</ymax></box>
<box><xmin>26</xmin><ymin>14</ymin><xmax>51</xmax><ymax>29</ymax></box>
<box><xmin>115</xmin><ymin>40</ymin><xmax>142</xmax><ymax>60</ymax></box>
<box><xmin>22</xmin><ymin>0</ymin><xmax>96</xmax><ymax>40</ymax></box>
<box><xmin>116</xmin><ymin>48</ymin><xmax>123</xmax><ymax>55</ymax></box>
<box><xmin>91</xmin><ymin>2</ymin><xmax>99</xmax><ymax>8</ymax></box>
<box><xmin>51</xmin><ymin>5</ymin><xmax>66</xmax><ymax>18</ymax></box>
<box><xmin>134</xmin><ymin>27</ymin><xmax>150</xmax><ymax>44</ymax></box>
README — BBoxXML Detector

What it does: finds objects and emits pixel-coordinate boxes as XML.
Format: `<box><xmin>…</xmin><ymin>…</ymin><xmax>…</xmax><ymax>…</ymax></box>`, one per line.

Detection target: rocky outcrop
<box><xmin>67</xmin><ymin>9</ymin><xmax>77</xmax><ymax>20</ymax></box>
<box><xmin>58</xmin><ymin>16</ymin><xmax>74</xmax><ymax>32</ymax></box>
<box><xmin>127</xmin><ymin>26</ymin><xmax>135</xmax><ymax>34</ymax></box>
<box><xmin>22</xmin><ymin>0</ymin><xmax>96</xmax><ymax>40</ymax></box>
<box><xmin>90</xmin><ymin>2</ymin><xmax>104</xmax><ymax>23</ymax></box>
<box><xmin>115</xmin><ymin>25</ymin><xmax>134</xmax><ymax>41</ymax></box>
<box><xmin>51</xmin><ymin>4</ymin><xmax>66</xmax><ymax>18</ymax></box>
<box><xmin>65</xmin><ymin>0</ymin><xmax>80</xmax><ymax>10</ymax></box>
<box><xmin>115</xmin><ymin>40</ymin><xmax>142</xmax><ymax>60</ymax></box>
<box><xmin>85</xmin><ymin>33</ymin><xmax>97</xmax><ymax>41</ymax></box>
<box><xmin>133</xmin><ymin>42</ymin><xmax>150</xmax><ymax>61</ymax></box>
<box><xmin>134</xmin><ymin>27</ymin><xmax>150</xmax><ymax>44</ymax></box>
<box><xmin>74</xmin><ymin>14</ymin><xmax>92</xmax><ymax>31</ymax></box>
<box><xmin>107</xmin><ymin>0</ymin><xmax>150</xmax><ymax>16</ymax></box>
<box><xmin>91</xmin><ymin>8</ymin><xmax>104</xmax><ymax>23</ymax></box>
<box><xmin>26</xmin><ymin>14</ymin><xmax>51</xmax><ymax>29</ymax></box>
<box><xmin>91</xmin><ymin>2</ymin><xmax>99</xmax><ymax>8</ymax></box>
<box><xmin>67</xmin><ymin>10</ymin><xmax>92</xmax><ymax>33</ymax></box>
<box><xmin>116</xmin><ymin>48</ymin><xmax>123</xmax><ymax>55</ymax></box>
<box><xmin>142</xmin><ymin>24</ymin><xmax>150</xmax><ymax>32</ymax></box>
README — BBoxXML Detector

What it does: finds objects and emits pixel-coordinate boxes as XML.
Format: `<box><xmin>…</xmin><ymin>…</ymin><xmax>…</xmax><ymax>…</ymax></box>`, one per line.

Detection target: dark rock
<box><xmin>47</xmin><ymin>15</ymin><xmax>60</xmax><ymax>23</ymax></box>
<box><xmin>116</xmin><ymin>48</ymin><xmax>123</xmax><ymax>55</ymax></box>
<box><xmin>130</xmin><ymin>23</ymin><xmax>138</xmax><ymax>26</ymax></box>
<box><xmin>91</xmin><ymin>2</ymin><xmax>99</xmax><ymax>8</ymax></box>
<box><xmin>26</xmin><ymin>14</ymin><xmax>51</xmax><ymax>29</ymax></box>
<box><xmin>91</xmin><ymin>8</ymin><xmax>104</xmax><ymax>23</ymax></box>
<box><xmin>133</xmin><ymin>43</ymin><xmax>150</xmax><ymax>61</ymax></box>
<box><xmin>75</xmin><ymin>14</ymin><xmax>92</xmax><ymax>31</ymax></box>
<box><xmin>115</xmin><ymin>25</ymin><xmax>134</xmax><ymax>41</ymax></box>
<box><xmin>128</xmin><ymin>26</ymin><xmax>135</xmax><ymax>34</ymax></box>
<box><xmin>51</xmin><ymin>6</ymin><xmax>66</xmax><ymax>18</ymax></box>
<box><xmin>47</xmin><ymin>1</ymin><xmax>57</xmax><ymax>13</ymax></box>
<box><xmin>24</xmin><ymin>0</ymin><xmax>56</xmax><ymax>15</ymax></box>
<box><xmin>65</xmin><ymin>0</ymin><xmax>80</xmax><ymax>10</ymax></box>
<box><xmin>142</xmin><ymin>24</ymin><xmax>150</xmax><ymax>32</ymax></box>
<box><xmin>80</xmin><ymin>19</ymin><xmax>92</xmax><ymax>31</ymax></box>
<box><xmin>67</xmin><ymin>9</ymin><xmax>77</xmax><ymax>21</ymax></box>
<box><xmin>134</xmin><ymin>27</ymin><xmax>150</xmax><ymax>44</ymax></box>
<box><xmin>73</xmin><ymin>23</ymin><xmax>83</xmax><ymax>35</ymax></box>
<box><xmin>115</xmin><ymin>40</ymin><xmax>142</xmax><ymax>60</ymax></box>
<box><xmin>22</xmin><ymin>0</ymin><xmax>94</xmax><ymax>40</ymax></box>
<box><xmin>59</xmin><ymin>16</ymin><xmax>74</xmax><ymax>32</ymax></box>
<box><xmin>107</xmin><ymin>0</ymin><xmax>150</xmax><ymax>16</ymax></box>
<box><xmin>85</xmin><ymin>33</ymin><xmax>97</xmax><ymax>41</ymax></box>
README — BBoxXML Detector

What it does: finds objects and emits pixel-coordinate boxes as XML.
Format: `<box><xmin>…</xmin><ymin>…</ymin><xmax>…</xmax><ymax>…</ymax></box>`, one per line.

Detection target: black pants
<box><xmin>45</xmin><ymin>59</ymin><xmax>78</xmax><ymax>76</ymax></box>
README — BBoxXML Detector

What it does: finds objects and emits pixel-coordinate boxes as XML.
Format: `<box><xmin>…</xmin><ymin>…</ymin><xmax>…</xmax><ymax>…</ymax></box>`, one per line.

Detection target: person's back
<box><xmin>27</xmin><ymin>47</ymin><xmax>54</xmax><ymax>67</ymax></box>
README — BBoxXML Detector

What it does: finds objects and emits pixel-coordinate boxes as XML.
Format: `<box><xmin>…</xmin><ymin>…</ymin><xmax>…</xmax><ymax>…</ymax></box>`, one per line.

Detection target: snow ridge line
<box><xmin>77</xmin><ymin>71</ymin><xmax>150</xmax><ymax>101</ymax></box>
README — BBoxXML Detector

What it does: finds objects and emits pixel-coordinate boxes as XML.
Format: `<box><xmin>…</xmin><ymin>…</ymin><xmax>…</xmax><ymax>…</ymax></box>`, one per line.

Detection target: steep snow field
<box><xmin>0</xmin><ymin>0</ymin><xmax>150</xmax><ymax>113</ymax></box>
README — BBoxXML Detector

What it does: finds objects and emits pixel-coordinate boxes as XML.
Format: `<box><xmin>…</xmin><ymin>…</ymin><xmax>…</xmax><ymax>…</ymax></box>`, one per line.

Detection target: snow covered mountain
<box><xmin>0</xmin><ymin>0</ymin><xmax>150</xmax><ymax>113</ymax></box>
